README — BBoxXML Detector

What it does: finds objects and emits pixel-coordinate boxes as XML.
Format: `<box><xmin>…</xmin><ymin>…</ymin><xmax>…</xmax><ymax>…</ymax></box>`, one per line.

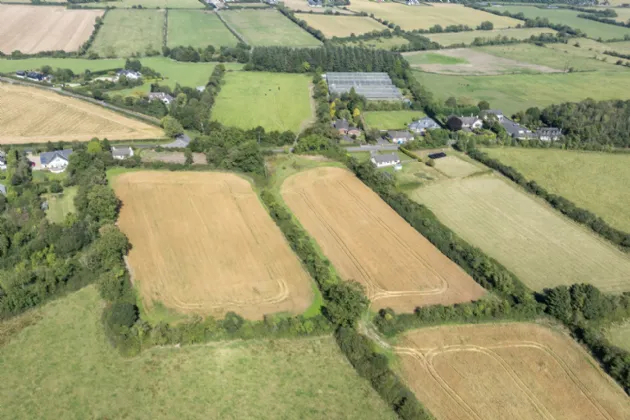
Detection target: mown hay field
<box><xmin>90</xmin><ymin>9</ymin><xmax>164</xmax><ymax>57</ymax></box>
<box><xmin>413</xmin><ymin>174</ymin><xmax>630</xmax><ymax>292</ymax></box>
<box><xmin>431</xmin><ymin>155</ymin><xmax>483</xmax><ymax>179</ymax></box>
<box><xmin>347</xmin><ymin>1</ymin><xmax>520</xmax><ymax>31</ymax></box>
<box><xmin>396</xmin><ymin>323</ymin><xmax>630</xmax><ymax>420</ymax></box>
<box><xmin>363</xmin><ymin>110</ymin><xmax>425</xmax><ymax>130</ymax></box>
<box><xmin>0</xmin><ymin>5</ymin><xmax>103</xmax><ymax>54</ymax></box>
<box><xmin>0</xmin><ymin>84</ymin><xmax>163</xmax><ymax>143</ymax></box>
<box><xmin>0</xmin><ymin>286</ymin><xmax>397</xmax><ymax>420</ymax></box>
<box><xmin>281</xmin><ymin>167</ymin><xmax>486</xmax><ymax>312</ymax></box>
<box><xmin>167</xmin><ymin>10</ymin><xmax>238</xmax><ymax>48</ymax></box>
<box><xmin>483</xmin><ymin>148</ymin><xmax>630</xmax><ymax>233</ymax></box>
<box><xmin>297</xmin><ymin>14</ymin><xmax>386</xmax><ymax>38</ymax></box>
<box><xmin>425</xmin><ymin>27</ymin><xmax>557</xmax><ymax>47</ymax></box>
<box><xmin>113</xmin><ymin>171</ymin><xmax>313</xmax><ymax>320</ymax></box>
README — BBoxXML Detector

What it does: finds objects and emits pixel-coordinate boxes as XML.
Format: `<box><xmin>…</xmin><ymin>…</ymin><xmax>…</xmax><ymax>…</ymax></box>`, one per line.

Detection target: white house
<box><xmin>147</xmin><ymin>92</ymin><xmax>174</xmax><ymax>105</ymax></box>
<box><xmin>40</xmin><ymin>149</ymin><xmax>72</xmax><ymax>173</ymax></box>
<box><xmin>116</xmin><ymin>69</ymin><xmax>142</xmax><ymax>81</ymax></box>
<box><xmin>371</xmin><ymin>153</ymin><xmax>401</xmax><ymax>168</ymax></box>
<box><xmin>536</xmin><ymin>127</ymin><xmax>562</xmax><ymax>142</ymax></box>
<box><xmin>111</xmin><ymin>146</ymin><xmax>134</xmax><ymax>160</ymax></box>
<box><xmin>387</xmin><ymin>130</ymin><xmax>414</xmax><ymax>144</ymax></box>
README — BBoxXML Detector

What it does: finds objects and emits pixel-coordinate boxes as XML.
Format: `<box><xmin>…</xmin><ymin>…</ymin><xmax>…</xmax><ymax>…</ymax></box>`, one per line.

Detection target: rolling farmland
<box><xmin>113</xmin><ymin>171</ymin><xmax>314</xmax><ymax>319</ymax></box>
<box><xmin>396</xmin><ymin>323</ymin><xmax>630</xmax><ymax>420</ymax></box>
<box><xmin>281</xmin><ymin>167</ymin><xmax>486</xmax><ymax>311</ymax></box>
<box><xmin>297</xmin><ymin>15</ymin><xmax>386</xmax><ymax>38</ymax></box>
<box><xmin>167</xmin><ymin>10</ymin><xmax>239</xmax><ymax>48</ymax></box>
<box><xmin>90</xmin><ymin>9</ymin><xmax>164</xmax><ymax>57</ymax></box>
<box><xmin>0</xmin><ymin>83</ymin><xmax>163</xmax><ymax>143</ymax></box>
<box><xmin>425</xmin><ymin>27</ymin><xmax>557</xmax><ymax>47</ymax></box>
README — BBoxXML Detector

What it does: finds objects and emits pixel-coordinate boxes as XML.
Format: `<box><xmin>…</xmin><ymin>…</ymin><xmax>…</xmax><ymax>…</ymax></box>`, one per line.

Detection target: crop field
<box><xmin>114</xmin><ymin>171</ymin><xmax>313</xmax><ymax>320</ymax></box>
<box><xmin>85</xmin><ymin>0</ymin><xmax>203</xmax><ymax>7</ymax></box>
<box><xmin>347</xmin><ymin>1</ymin><xmax>520</xmax><ymax>31</ymax></box>
<box><xmin>297</xmin><ymin>14</ymin><xmax>385</xmax><ymax>38</ymax></box>
<box><xmin>363</xmin><ymin>110</ymin><xmax>425</xmax><ymax>130</ymax></box>
<box><xmin>281</xmin><ymin>167</ymin><xmax>486</xmax><ymax>312</ymax></box>
<box><xmin>44</xmin><ymin>187</ymin><xmax>77</xmax><ymax>224</ymax></box>
<box><xmin>425</xmin><ymin>27</ymin><xmax>557</xmax><ymax>47</ymax></box>
<box><xmin>90</xmin><ymin>9</ymin><xmax>164</xmax><ymax>58</ymax></box>
<box><xmin>483</xmin><ymin>148</ymin><xmax>630</xmax><ymax>233</ymax></box>
<box><xmin>212</xmin><ymin>71</ymin><xmax>312</xmax><ymax>132</ymax></box>
<box><xmin>413</xmin><ymin>174</ymin><xmax>630</xmax><ymax>292</ymax></box>
<box><xmin>395</xmin><ymin>323</ymin><xmax>630</xmax><ymax>420</ymax></box>
<box><xmin>167</xmin><ymin>10</ymin><xmax>239</xmax><ymax>48</ymax></box>
<box><xmin>413</xmin><ymin>70</ymin><xmax>630</xmax><ymax>115</ymax></box>
<box><xmin>0</xmin><ymin>84</ymin><xmax>163</xmax><ymax>143</ymax></box>
<box><xmin>0</xmin><ymin>5</ymin><xmax>103</xmax><ymax>54</ymax></box>
<box><xmin>0</xmin><ymin>286</ymin><xmax>397</xmax><ymax>420</ymax></box>
<box><xmin>488</xmin><ymin>5</ymin><xmax>630</xmax><ymax>40</ymax></box>
<box><xmin>220</xmin><ymin>9</ymin><xmax>321</xmax><ymax>47</ymax></box>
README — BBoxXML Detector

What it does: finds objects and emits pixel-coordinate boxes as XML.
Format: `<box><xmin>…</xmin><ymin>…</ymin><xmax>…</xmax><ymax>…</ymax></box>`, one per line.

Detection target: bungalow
<box><xmin>446</xmin><ymin>115</ymin><xmax>483</xmax><ymax>131</ymax></box>
<box><xmin>332</xmin><ymin>119</ymin><xmax>361</xmax><ymax>137</ymax></box>
<box><xmin>40</xmin><ymin>149</ymin><xmax>72</xmax><ymax>173</ymax></box>
<box><xmin>147</xmin><ymin>92</ymin><xmax>174</xmax><ymax>105</ymax></box>
<box><xmin>408</xmin><ymin>116</ymin><xmax>440</xmax><ymax>134</ymax></box>
<box><xmin>387</xmin><ymin>130</ymin><xmax>414</xmax><ymax>144</ymax></box>
<box><xmin>116</xmin><ymin>69</ymin><xmax>142</xmax><ymax>81</ymax></box>
<box><xmin>111</xmin><ymin>146</ymin><xmax>134</xmax><ymax>160</ymax></box>
<box><xmin>371</xmin><ymin>153</ymin><xmax>401</xmax><ymax>168</ymax></box>
<box><xmin>501</xmin><ymin>118</ymin><xmax>535</xmax><ymax>140</ymax></box>
<box><xmin>0</xmin><ymin>184</ymin><xmax>6</xmax><ymax>196</ymax></box>
<box><xmin>536</xmin><ymin>127</ymin><xmax>562</xmax><ymax>142</ymax></box>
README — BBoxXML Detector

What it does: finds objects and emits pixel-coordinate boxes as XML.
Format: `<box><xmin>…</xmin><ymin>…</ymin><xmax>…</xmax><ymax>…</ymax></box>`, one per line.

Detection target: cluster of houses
<box><xmin>25</xmin><ymin>146</ymin><xmax>136</xmax><ymax>174</ymax></box>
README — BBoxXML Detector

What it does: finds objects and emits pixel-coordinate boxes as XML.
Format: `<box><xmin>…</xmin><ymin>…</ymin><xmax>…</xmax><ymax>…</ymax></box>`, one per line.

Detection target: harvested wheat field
<box><xmin>0</xmin><ymin>5</ymin><xmax>103</xmax><ymax>54</ymax></box>
<box><xmin>281</xmin><ymin>167</ymin><xmax>485</xmax><ymax>311</ymax></box>
<box><xmin>396</xmin><ymin>323</ymin><xmax>630</xmax><ymax>420</ymax></box>
<box><xmin>0</xmin><ymin>84</ymin><xmax>163</xmax><ymax>143</ymax></box>
<box><xmin>114</xmin><ymin>171</ymin><xmax>313</xmax><ymax>320</ymax></box>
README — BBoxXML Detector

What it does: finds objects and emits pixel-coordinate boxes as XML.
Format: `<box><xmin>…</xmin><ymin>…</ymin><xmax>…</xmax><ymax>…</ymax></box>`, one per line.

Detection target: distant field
<box><xmin>44</xmin><ymin>187</ymin><xmax>77</xmax><ymax>224</ymax></box>
<box><xmin>0</xmin><ymin>5</ymin><xmax>103</xmax><ymax>54</ymax></box>
<box><xmin>348</xmin><ymin>1</ymin><xmax>520</xmax><ymax>31</ymax></box>
<box><xmin>432</xmin><ymin>155</ymin><xmax>483</xmax><ymax>178</ymax></box>
<box><xmin>167</xmin><ymin>10</ymin><xmax>238</xmax><ymax>48</ymax></box>
<box><xmin>483</xmin><ymin>148</ymin><xmax>630</xmax><ymax>233</ymax></box>
<box><xmin>405</xmin><ymin>52</ymin><xmax>468</xmax><ymax>65</ymax></box>
<box><xmin>220</xmin><ymin>9</ymin><xmax>321</xmax><ymax>47</ymax></box>
<box><xmin>363</xmin><ymin>110</ymin><xmax>425</xmax><ymax>130</ymax></box>
<box><xmin>488</xmin><ymin>5</ymin><xmax>630</xmax><ymax>40</ymax></box>
<box><xmin>85</xmin><ymin>0</ymin><xmax>203</xmax><ymax>7</ymax></box>
<box><xmin>0</xmin><ymin>84</ymin><xmax>163</xmax><ymax>143</ymax></box>
<box><xmin>0</xmin><ymin>286</ymin><xmax>397</xmax><ymax>420</ymax></box>
<box><xmin>413</xmin><ymin>173</ymin><xmax>630</xmax><ymax>292</ymax></box>
<box><xmin>0</xmin><ymin>57</ymin><xmax>124</xmax><ymax>74</ymax></box>
<box><xmin>90</xmin><ymin>9</ymin><xmax>164</xmax><ymax>57</ymax></box>
<box><xmin>396</xmin><ymin>323</ymin><xmax>630</xmax><ymax>419</ymax></box>
<box><xmin>212</xmin><ymin>71</ymin><xmax>312</xmax><ymax>132</ymax></box>
<box><xmin>282</xmin><ymin>166</ymin><xmax>486</xmax><ymax>312</ymax></box>
<box><xmin>338</xmin><ymin>36</ymin><xmax>410</xmax><ymax>50</ymax></box>
<box><xmin>297</xmin><ymin>14</ymin><xmax>385</xmax><ymax>38</ymax></box>
<box><xmin>426</xmin><ymin>27</ymin><xmax>557</xmax><ymax>47</ymax></box>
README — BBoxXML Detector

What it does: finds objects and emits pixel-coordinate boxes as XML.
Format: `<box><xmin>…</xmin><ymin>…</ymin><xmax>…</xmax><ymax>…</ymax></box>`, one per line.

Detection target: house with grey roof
<box><xmin>501</xmin><ymin>118</ymin><xmax>535</xmax><ymax>140</ymax></box>
<box><xmin>371</xmin><ymin>153</ymin><xmax>401</xmax><ymax>168</ymax></box>
<box><xmin>164</xmin><ymin>133</ymin><xmax>191</xmax><ymax>149</ymax></box>
<box><xmin>447</xmin><ymin>115</ymin><xmax>483</xmax><ymax>131</ymax></box>
<box><xmin>0</xmin><ymin>184</ymin><xmax>6</xmax><ymax>196</ymax></box>
<box><xmin>536</xmin><ymin>127</ymin><xmax>562</xmax><ymax>142</ymax></box>
<box><xmin>387</xmin><ymin>130</ymin><xmax>414</xmax><ymax>144</ymax></box>
<box><xmin>40</xmin><ymin>149</ymin><xmax>72</xmax><ymax>173</ymax></box>
<box><xmin>408</xmin><ymin>117</ymin><xmax>440</xmax><ymax>134</ymax></box>
<box><xmin>332</xmin><ymin>119</ymin><xmax>361</xmax><ymax>137</ymax></box>
<box><xmin>111</xmin><ymin>146</ymin><xmax>134</xmax><ymax>160</ymax></box>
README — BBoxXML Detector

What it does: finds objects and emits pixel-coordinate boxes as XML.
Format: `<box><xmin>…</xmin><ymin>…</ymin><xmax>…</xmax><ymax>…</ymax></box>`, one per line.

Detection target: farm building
<box><xmin>447</xmin><ymin>115</ymin><xmax>483</xmax><ymax>131</ymax></box>
<box><xmin>111</xmin><ymin>146</ymin><xmax>134</xmax><ymax>160</ymax></box>
<box><xmin>147</xmin><ymin>92</ymin><xmax>174</xmax><ymax>105</ymax></box>
<box><xmin>325</xmin><ymin>72</ymin><xmax>403</xmax><ymax>101</ymax></box>
<box><xmin>40</xmin><ymin>149</ymin><xmax>72</xmax><ymax>173</ymax></box>
<box><xmin>408</xmin><ymin>117</ymin><xmax>440</xmax><ymax>134</ymax></box>
<box><xmin>371</xmin><ymin>153</ymin><xmax>401</xmax><ymax>168</ymax></box>
<box><xmin>536</xmin><ymin>127</ymin><xmax>562</xmax><ymax>141</ymax></box>
<box><xmin>387</xmin><ymin>130</ymin><xmax>414</xmax><ymax>144</ymax></box>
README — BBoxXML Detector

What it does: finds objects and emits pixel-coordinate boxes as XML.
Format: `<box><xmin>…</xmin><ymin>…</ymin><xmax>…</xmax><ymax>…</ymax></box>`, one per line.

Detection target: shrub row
<box><xmin>399</xmin><ymin>147</ymin><xmax>422</xmax><ymax>162</ymax></box>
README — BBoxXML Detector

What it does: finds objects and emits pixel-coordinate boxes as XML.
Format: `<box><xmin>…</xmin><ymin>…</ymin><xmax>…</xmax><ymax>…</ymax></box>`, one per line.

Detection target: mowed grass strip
<box><xmin>212</xmin><ymin>71</ymin><xmax>312</xmax><ymax>132</ymax></box>
<box><xmin>44</xmin><ymin>186</ymin><xmax>77</xmax><ymax>224</ymax></box>
<box><xmin>0</xmin><ymin>286</ymin><xmax>397</xmax><ymax>420</ymax></box>
<box><xmin>220</xmin><ymin>9</ymin><xmax>321</xmax><ymax>47</ymax></box>
<box><xmin>363</xmin><ymin>110</ymin><xmax>426</xmax><ymax>130</ymax></box>
<box><xmin>297</xmin><ymin>14</ymin><xmax>386</xmax><ymax>38</ymax></box>
<box><xmin>113</xmin><ymin>171</ymin><xmax>313</xmax><ymax>320</ymax></box>
<box><xmin>90</xmin><ymin>9</ymin><xmax>164</xmax><ymax>58</ymax></box>
<box><xmin>426</xmin><ymin>27</ymin><xmax>557</xmax><ymax>47</ymax></box>
<box><xmin>167</xmin><ymin>10</ymin><xmax>238</xmax><ymax>48</ymax></box>
<box><xmin>483</xmin><ymin>148</ymin><xmax>630</xmax><ymax>233</ymax></box>
<box><xmin>281</xmin><ymin>166</ymin><xmax>486</xmax><ymax>312</ymax></box>
<box><xmin>606</xmin><ymin>322</ymin><xmax>630</xmax><ymax>351</ymax></box>
<box><xmin>397</xmin><ymin>323</ymin><xmax>630</xmax><ymax>419</ymax></box>
<box><xmin>412</xmin><ymin>174</ymin><xmax>630</xmax><ymax>292</ymax></box>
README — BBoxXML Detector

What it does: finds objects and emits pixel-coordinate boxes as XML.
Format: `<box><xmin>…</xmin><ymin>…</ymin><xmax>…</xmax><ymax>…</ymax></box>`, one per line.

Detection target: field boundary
<box><xmin>215</xmin><ymin>11</ymin><xmax>248</xmax><ymax>45</ymax></box>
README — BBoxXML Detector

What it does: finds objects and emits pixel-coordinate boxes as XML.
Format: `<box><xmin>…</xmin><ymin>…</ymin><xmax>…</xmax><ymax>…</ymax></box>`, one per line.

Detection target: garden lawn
<box><xmin>167</xmin><ymin>10</ymin><xmax>239</xmax><ymax>48</ymax></box>
<box><xmin>426</xmin><ymin>27</ymin><xmax>557</xmax><ymax>47</ymax></box>
<box><xmin>212</xmin><ymin>72</ymin><xmax>312</xmax><ymax>132</ymax></box>
<box><xmin>220</xmin><ymin>9</ymin><xmax>321</xmax><ymax>47</ymax></box>
<box><xmin>483</xmin><ymin>148</ymin><xmax>630</xmax><ymax>233</ymax></box>
<box><xmin>0</xmin><ymin>286</ymin><xmax>396</xmax><ymax>420</ymax></box>
<box><xmin>363</xmin><ymin>110</ymin><xmax>426</xmax><ymax>130</ymax></box>
<box><xmin>90</xmin><ymin>9</ymin><xmax>165</xmax><ymax>58</ymax></box>
<box><xmin>44</xmin><ymin>186</ymin><xmax>77</xmax><ymax>224</ymax></box>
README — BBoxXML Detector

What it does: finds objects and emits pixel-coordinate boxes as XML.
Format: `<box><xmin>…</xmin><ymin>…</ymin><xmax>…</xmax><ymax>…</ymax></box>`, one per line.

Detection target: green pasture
<box><xmin>90</xmin><ymin>9</ymin><xmax>165</xmax><ymax>58</ymax></box>
<box><xmin>0</xmin><ymin>286</ymin><xmax>396</xmax><ymax>420</ymax></box>
<box><xmin>483</xmin><ymin>148</ymin><xmax>630</xmax><ymax>233</ymax></box>
<box><xmin>404</xmin><ymin>52</ymin><xmax>468</xmax><ymax>66</ymax></box>
<box><xmin>44</xmin><ymin>187</ymin><xmax>77</xmax><ymax>224</ymax></box>
<box><xmin>337</xmin><ymin>36</ymin><xmax>410</xmax><ymax>50</ymax></box>
<box><xmin>212</xmin><ymin>72</ymin><xmax>313</xmax><ymax>132</ymax></box>
<box><xmin>363</xmin><ymin>110</ymin><xmax>426</xmax><ymax>130</ymax></box>
<box><xmin>426</xmin><ymin>27</ymin><xmax>557</xmax><ymax>47</ymax></box>
<box><xmin>0</xmin><ymin>58</ymin><xmax>124</xmax><ymax>74</ymax></box>
<box><xmin>85</xmin><ymin>0</ymin><xmax>203</xmax><ymax>8</ymax></box>
<box><xmin>167</xmin><ymin>10</ymin><xmax>239</xmax><ymax>48</ymax></box>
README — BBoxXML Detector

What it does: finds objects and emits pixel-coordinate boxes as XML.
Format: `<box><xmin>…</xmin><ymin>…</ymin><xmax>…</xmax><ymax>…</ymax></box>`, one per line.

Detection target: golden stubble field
<box><xmin>281</xmin><ymin>167</ymin><xmax>485</xmax><ymax>312</ymax></box>
<box><xmin>395</xmin><ymin>323</ymin><xmax>630</xmax><ymax>420</ymax></box>
<box><xmin>0</xmin><ymin>84</ymin><xmax>163</xmax><ymax>143</ymax></box>
<box><xmin>0</xmin><ymin>5</ymin><xmax>103</xmax><ymax>54</ymax></box>
<box><xmin>114</xmin><ymin>171</ymin><xmax>314</xmax><ymax>320</ymax></box>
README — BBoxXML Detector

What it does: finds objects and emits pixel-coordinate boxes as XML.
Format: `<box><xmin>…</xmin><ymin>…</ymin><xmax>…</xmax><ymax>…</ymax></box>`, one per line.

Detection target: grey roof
<box><xmin>501</xmin><ymin>118</ymin><xmax>533</xmax><ymax>138</ymax></box>
<box><xmin>0</xmin><ymin>184</ymin><xmax>5</xmax><ymax>196</ymax></box>
<box><xmin>334</xmin><ymin>119</ymin><xmax>350</xmax><ymax>130</ymax></box>
<box><xmin>388</xmin><ymin>130</ymin><xmax>414</xmax><ymax>139</ymax></box>
<box><xmin>372</xmin><ymin>153</ymin><xmax>400</xmax><ymax>164</ymax></box>
<box><xmin>112</xmin><ymin>146</ymin><xmax>133</xmax><ymax>157</ymax></box>
<box><xmin>409</xmin><ymin>117</ymin><xmax>439</xmax><ymax>130</ymax></box>
<box><xmin>482</xmin><ymin>109</ymin><xmax>503</xmax><ymax>116</ymax></box>
<box><xmin>164</xmin><ymin>133</ymin><xmax>191</xmax><ymax>148</ymax></box>
<box><xmin>40</xmin><ymin>149</ymin><xmax>72</xmax><ymax>165</ymax></box>
<box><xmin>460</xmin><ymin>116</ymin><xmax>481</xmax><ymax>126</ymax></box>
<box><xmin>326</xmin><ymin>72</ymin><xmax>403</xmax><ymax>101</ymax></box>
<box><xmin>536</xmin><ymin>127</ymin><xmax>562</xmax><ymax>135</ymax></box>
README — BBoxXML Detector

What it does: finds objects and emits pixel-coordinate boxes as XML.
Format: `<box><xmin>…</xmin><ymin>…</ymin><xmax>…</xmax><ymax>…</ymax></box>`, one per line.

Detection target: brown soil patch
<box><xmin>281</xmin><ymin>167</ymin><xmax>485</xmax><ymax>312</ymax></box>
<box><xmin>0</xmin><ymin>5</ymin><xmax>103</xmax><ymax>54</ymax></box>
<box><xmin>141</xmin><ymin>150</ymin><xmax>206</xmax><ymax>165</ymax></box>
<box><xmin>410</xmin><ymin>48</ymin><xmax>561</xmax><ymax>75</ymax></box>
<box><xmin>114</xmin><ymin>171</ymin><xmax>314</xmax><ymax>320</ymax></box>
<box><xmin>396</xmin><ymin>323</ymin><xmax>630</xmax><ymax>420</ymax></box>
<box><xmin>0</xmin><ymin>83</ymin><xmax>163</xmax><ymax>143</ymax></box>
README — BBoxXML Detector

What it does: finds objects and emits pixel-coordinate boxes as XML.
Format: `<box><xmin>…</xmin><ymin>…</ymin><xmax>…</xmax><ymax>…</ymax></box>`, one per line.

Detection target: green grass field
<box><xmin>167</xmin><ymin>10</ymin><xmax>239</xmax><ymax>48</ymax></box>
<box><xmin>90</xmin><ymin>10</ymin><xmax>165</xmax><ymax>58</ymax></box>
<box><xmin>44</xmin><ymin>187</ymin><xmax>77</xmax><ymax>224</ymax></box>
<box><xmin>0</xmin><ymin>285</ymin><xmax>396</xmax><ymax>420</ymax></box>
<box><xmin>606</xmin><ymin>322</ymin><xmax>630</xmax><ymax>351</ymax></box>
<box><xmin>488</xmin><ymin>5</ymin><xmax>630</xmax><ymax>40</ymax></box>
<box><xmin>297</xmin><ymin>14</ymin><xmax>386</xmax><ymax>38</ymax></box>
<box><xmin>0</xmin><ymin>58</ymin><xmax>125</xmax><ymax>74</ymax></box>
<box><xmin>337</xmin><ymin>36</ymin><xmax>410</xmax><ymax>50</ymax></box>
<box><xmin>426</xmin><ymin>27</ymin><xmax>557</xmax><ymax>47</ymax></box>
<box><xmin>212</xmin><ymin>72</ymin><xmax>313</xmax><ymax>132</ymax></box>
<box><xmin>85</xmin><ymin>0</ymin><xmax>203</xmax><ymax>8</ymax></box>
<box><xmin>363</xmin><ymin>110</ymin><xmax>426</xmax><ymax>130</ymax></box>
<box><xmin>220</xmin><ymin>9</ymin><xmax>321</xmax><ymax>47</ymax></box>
<box><xmin>483</xmin><ymin>148</ymin><xmax>630</xmax><ymax>233</ymax></box>
<box><xmin>413</xmin><ymin>70</ymin><xmax>630</xmax><ymax>115</ymax></box>
<box><xmin>405</xmin><ymin>52</ymin><xmax>469</xmax><ymax>66</ymax></box>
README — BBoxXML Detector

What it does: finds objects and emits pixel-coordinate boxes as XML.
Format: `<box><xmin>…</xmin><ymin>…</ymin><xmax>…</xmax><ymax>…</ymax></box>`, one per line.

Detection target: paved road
<box><xmin>345</xmin><ymin>144</ymin><xmax>399</xmax><ymax>152</ymax></box>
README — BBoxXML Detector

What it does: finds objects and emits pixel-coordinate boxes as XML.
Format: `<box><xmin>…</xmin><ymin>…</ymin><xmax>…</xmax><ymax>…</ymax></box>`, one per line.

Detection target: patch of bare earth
<box><xmin>141</xmin><ymin>150</ymin><xmax>206</xmax><ymax>164</ymax></box>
